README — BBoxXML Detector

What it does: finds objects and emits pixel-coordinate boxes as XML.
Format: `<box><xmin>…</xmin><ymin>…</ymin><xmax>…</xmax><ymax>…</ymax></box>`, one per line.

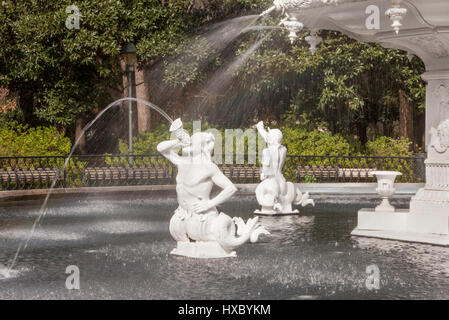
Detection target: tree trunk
<box><xmin>376</xmin><ymin>121</ymin><xmax>385</xmax><ymax>136</ymax></box>
<box><xmin>135</xmin><ymin>65</ymin><xmax>151</xmax><ymax>133</ymax></box>
<box><xmin>75</xmin><ymin>115</ymin><xmax>87</xmax><ymax>154</ymax></box>
<box><xmin>414</xmin><ymin>112</ymin><xmax>425</xmax><ymax>151</ymax></box>
<box><xmin>120</xmin><ymin>60</ymin><xmax>138</xmax><ymax>145</ymax></box>
<box><xmin>18</xmin><ymin>88</ymin><xmax>35</xmax><ymax>126</ymax></box>
<box><xmin>399</xmin><ymin>89</ymin><xmax>414</xmax><ymax>146</ymax></box>
<box><xmin>357</xmin><ymin>121</ymin><xmax>368</xmax><ymax>145</ymax></box>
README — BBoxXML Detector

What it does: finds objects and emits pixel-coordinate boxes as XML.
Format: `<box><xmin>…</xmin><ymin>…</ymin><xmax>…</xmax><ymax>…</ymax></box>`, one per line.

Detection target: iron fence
<box><xmin>0</xmin><ymin>154</ymin><xmax>426</xmax><ymax>190</ymax></box>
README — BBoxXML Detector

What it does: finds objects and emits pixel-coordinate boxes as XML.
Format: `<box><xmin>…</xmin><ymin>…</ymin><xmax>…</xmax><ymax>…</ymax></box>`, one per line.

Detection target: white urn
<box><xmin>370</xmin><ymin>171</ymin><xmax>402</xmax><ymax>212</ymax></box>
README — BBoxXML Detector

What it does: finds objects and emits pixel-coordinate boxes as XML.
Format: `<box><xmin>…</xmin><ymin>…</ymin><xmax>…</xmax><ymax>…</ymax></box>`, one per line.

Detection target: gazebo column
<box><xmin>407</xmin><ymin>70</ymin><xmax>449</xmax><ymax>235</ymax></box>
<box><xmin>422</xmin><ymin>71</ymin><xmax>449</xmax><ymax>150</ymax></box>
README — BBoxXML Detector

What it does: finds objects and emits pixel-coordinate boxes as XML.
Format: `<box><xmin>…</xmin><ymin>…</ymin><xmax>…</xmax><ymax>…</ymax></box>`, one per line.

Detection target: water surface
<box><xmin>0</xmin><ymin>195</ymin><xmax>448</xmax><ymax>299</ymax></box>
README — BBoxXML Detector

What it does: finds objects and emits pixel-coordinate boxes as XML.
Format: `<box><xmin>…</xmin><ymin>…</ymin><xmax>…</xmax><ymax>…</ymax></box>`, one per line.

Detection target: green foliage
<box><xmin>163</xmin><ymin>37</ymin><xmax>219</xmax><ymax>88</ymax></box>
<box><xmin>0</xmin><ymin>125</ymin><xmax>73</xmax><ymax>187</ymax></box>
<box><xmin>365</xmin><ymin>136</ymin><xmax>415</xmax><ymax>182</ymax></box>
<box><xmin>0</xmin><ymin>108</ymin><xmax>23</xmax><ymax>127</ymax></box>
<box><xmin>119</xmin><ymin>123</ymin><xmax>171</xmax><ymax>155</ymax></box>
<box><xmin>282</xmin><ymin>127</ymin><xmax>354</xmax><ymax>156</ymax></box>
<box><xmin>115</xmin><ymin>122</ymin><xmax>413</xmax><ymax>158</ymax></box>
<box><xmin>0</xmin><ymin>0</ymin><xmax>269</xmax><ymax>129</ymax></box>
<box><xmin>366</xmin><ymin>136</ymin><xmax>413</xmax><ymax>157</ymax></box>
<box><xmin>0</xmin><ymin>125</ymin><xmax>71</xmax><ymax>156</ymax></box>
<box><xmin>205</xmin><ymin>29</ymin><xmax>425</xmax><ymax>146</ymax></box>
<box><xmin>0</xmin><ymin>0</ymin><xmax>425</xmax><ymax>153</ymax></box>
<box><xmin>303</xmin><ymin>173</ymin><xmax>318</xmax><ymax>183</ymax></box>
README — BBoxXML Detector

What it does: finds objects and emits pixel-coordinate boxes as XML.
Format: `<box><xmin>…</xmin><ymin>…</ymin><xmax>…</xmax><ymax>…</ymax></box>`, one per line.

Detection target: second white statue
<box><xmin>254</xmin><ymin>121</ymin><xmax>315</xmax><ymax>215</ymax></box>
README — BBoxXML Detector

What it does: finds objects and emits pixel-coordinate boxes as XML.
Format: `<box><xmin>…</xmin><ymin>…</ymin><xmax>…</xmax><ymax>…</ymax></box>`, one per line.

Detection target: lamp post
<box><xmin>121</xmin><ymin>42</ymin><xmax>137</xmax><ymax>165</ymax></box>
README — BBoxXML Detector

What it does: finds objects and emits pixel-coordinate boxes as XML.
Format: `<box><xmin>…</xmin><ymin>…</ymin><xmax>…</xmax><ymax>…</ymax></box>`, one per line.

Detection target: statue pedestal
<box><xmin>254</xmin><ymin>209</ymin><xmax>299</xmax><ymax>216</ymax></box>
<box><xmin>170</xmin><ymin>241</ymin><xmax>236</xmax><ymax>259</ymax></box>
<box><xmin>407</xmin><ymin>186</ymin><xmax>449</xmax><ymax>235</ymax></box>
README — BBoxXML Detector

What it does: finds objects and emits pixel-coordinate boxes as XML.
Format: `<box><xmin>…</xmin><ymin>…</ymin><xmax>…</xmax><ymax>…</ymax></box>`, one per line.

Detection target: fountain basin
<box><xmin>0</xmin><ymin>190</ymin><xmax>448</xmax><ymax>299</ymax></box>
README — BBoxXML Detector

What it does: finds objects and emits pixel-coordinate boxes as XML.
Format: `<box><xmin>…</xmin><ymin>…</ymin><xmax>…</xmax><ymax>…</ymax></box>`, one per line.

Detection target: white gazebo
<box><xmin>265</xmin><ymin>0</ymin><xmax>449</xmax><ymax>245</ymax></box>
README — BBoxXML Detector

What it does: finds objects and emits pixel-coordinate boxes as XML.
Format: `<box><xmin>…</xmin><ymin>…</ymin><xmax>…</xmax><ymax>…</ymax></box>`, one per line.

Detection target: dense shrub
<box><xmin>281</xmin><ymin>127</ymin><xmax>355</xmax><ymax>156</ymax></box>
<box><xmin>364</xmin><ymin>136</ymin><xmax>415</xmax><ymax>182</ymax></box>
<box><xmin>366</xmin><ymin>136</ymin><xmax>413</xmax><ymax>157</ymax></box>
<box><xmin>118</xmin><ymin>124</ymin><xmax>171</xmax><ymax>155</ymax></box>
<box><xmin>0</xmin><ymin>125</ymin><xmax>71</xmax><ymax>156</ymax></box>
<box><xmin>117</xmin><ymin>123</ymin><xmax>414</xmax><ymax>158</ymax></box>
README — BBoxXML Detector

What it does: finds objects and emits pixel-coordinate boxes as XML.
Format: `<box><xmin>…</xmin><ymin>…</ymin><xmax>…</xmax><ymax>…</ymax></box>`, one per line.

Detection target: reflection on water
<box><xmin>0</xmin><ymin>195</ymin><xmax>448</xmax><ymax>299</ymax></box>
<box><xmin>0</xmin><ymin>263</ymin><xmax>28</xmax><ymax>280</ymax></box>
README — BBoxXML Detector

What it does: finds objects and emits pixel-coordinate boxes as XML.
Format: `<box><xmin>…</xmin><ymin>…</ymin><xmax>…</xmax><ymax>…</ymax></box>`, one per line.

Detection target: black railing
<box><xmin>0</xmin><ymin>154</ymin><xmax>426</xmax><ymax>190</ymax></box>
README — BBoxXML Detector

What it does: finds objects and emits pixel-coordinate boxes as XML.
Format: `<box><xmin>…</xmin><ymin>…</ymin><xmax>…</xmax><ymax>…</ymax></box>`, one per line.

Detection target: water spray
<box><xmin>5</xmin><ymin>98</ymin><xmax>173</xmax><ymax>275</ymax></box>
<box><xmin>260</xmin><ymin>5</ymin><xmax>276</xmax><ymax>17</ymax></box>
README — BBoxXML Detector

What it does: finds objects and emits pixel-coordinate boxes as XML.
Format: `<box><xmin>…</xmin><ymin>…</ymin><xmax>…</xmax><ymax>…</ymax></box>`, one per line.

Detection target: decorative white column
<box><xmin>421</xmin><ymin>71</ymin><xmax>449</xmax><ymax>151</ymax></box>
<box><xmin>407</xmin><ymin>70</ymin><xmax>449</xmax><ymax>235</ymax></box>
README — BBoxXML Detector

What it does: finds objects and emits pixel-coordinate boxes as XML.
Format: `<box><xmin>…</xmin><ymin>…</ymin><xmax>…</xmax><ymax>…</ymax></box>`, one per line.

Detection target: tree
<box><xmin>168</xmin><ymin>28</ymin><xmax>426</xmax><ymax>148</ymax></box>
<box><xmin>1</xmin><ymin>0</ymin><xmax>425</xmax><ymax>152</ymax></box>
<box><xmin>0</xmin><ymin>0</ymin><xmax>269</xmax><ymax>150</ymax></box>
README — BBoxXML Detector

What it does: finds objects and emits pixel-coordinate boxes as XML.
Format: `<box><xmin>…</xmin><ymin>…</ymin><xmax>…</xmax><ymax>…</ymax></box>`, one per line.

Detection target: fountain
<box><xmin>254</xmin><ymin>121</ymin><xmax>315</xmax><ymax>215</ymax></box>
<box><xmin>157</xmin><ymin>119</ymin><xmax>269</xmax><ymax>258</ymax></box>
<box><xmin>3</xmin><ymin>12</ymin><xmax>276</xmax><ymax>268</ymax></box>
<box><xmin>2</xmin><ymin>0</ymin><xmax>449</xmax><ymax>300</ymax></box>
<box><xmin>4</xmin><ymin>98</ymin><xmax>174</xmax><ymax>274</ymax></box>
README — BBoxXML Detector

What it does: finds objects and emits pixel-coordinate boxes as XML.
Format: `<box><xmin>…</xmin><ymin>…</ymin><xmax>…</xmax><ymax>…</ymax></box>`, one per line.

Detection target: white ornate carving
<box><xmin>254</xmin><ymin>121</ymin><xmax>314</xmax><ymax>215</ymax></box>
<box><xmin>407</xmin><ymin>36</ymin><xmax>449</xmax><ymax>58</ymax></box>
<box><xmin>305</xmin><ymin>31</ymin><xmax>322</xmax><ymax>54</ymax></box>
<box><xmin>385</xmin><ymin>8</ymin><xmax>407</xmax><ymax>35</ymax></box>
<box><xmin>275</xmin><ymin>0</ymin><xmax>340</xmax><ymax>10</ymax></box>
<box><xmin>157</xmin><ymin>119</ymin><xmax>269</xmax><ymax>258</ymax></box>
<box><xmin>430</xmin><ymin>119</ymin><xmax>449</xmax><ymax>154</ymax></box>
<box><xmin>424</xmin><ymin>162</ymin><xmax>449</xmax><ymax>190</ymax></box>
<box><xmin>280</xmin><ymin>18</ymin><xmax>304</xmax><ymax>43</ymax></box>
<box><xmin>435</xmin><ymin>84</ymin><xmax>449</xmax><ymax>110</ymax></box>
<box><xmin>385</xmin><ymin>0</ymin><xmax>407</xmax><ymax>35</ymax></box>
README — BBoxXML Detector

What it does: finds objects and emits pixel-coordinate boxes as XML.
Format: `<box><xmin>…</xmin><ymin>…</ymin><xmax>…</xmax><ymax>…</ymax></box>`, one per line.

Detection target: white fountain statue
<box><xmin>157</xmin><ymin>119</ymin><xmax>269</xmax><ymax>258</ymax></box>
<box><xmin>254</xmin><ymin>121</ymin><xmax>314</xmax><ymax>215</ymax></box>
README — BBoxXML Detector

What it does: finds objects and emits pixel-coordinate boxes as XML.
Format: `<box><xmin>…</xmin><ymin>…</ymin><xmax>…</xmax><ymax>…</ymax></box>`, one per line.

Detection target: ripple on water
<box><xmin>0</xmin><ymin>228</ymin><xmax>83</xmax><ymax>241</ymax></box>
<box><xmin>1</xmin><ymin>196</ymin><xmax>449</xmax><ymax>299</ymax></box>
